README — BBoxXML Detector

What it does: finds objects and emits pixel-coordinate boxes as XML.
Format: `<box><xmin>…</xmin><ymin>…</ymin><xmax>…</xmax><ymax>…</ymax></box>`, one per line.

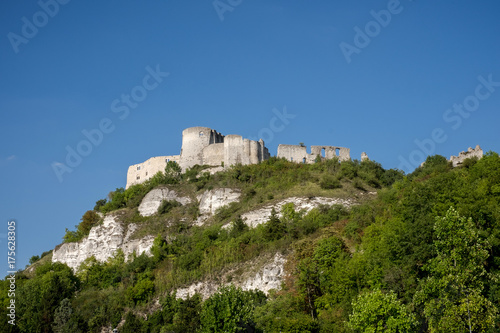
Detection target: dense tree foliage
<box><xmin>4</xmin><ymin>153</ymin><xmax>500</xmax><ymax>331</ymax></box>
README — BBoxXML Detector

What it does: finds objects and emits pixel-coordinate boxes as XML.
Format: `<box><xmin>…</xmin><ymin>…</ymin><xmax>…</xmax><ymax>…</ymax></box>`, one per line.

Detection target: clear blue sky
<box><xmin>1</xmin><ymin>0</ymin><xmax>499</xmax><ymax>274</ymax></box>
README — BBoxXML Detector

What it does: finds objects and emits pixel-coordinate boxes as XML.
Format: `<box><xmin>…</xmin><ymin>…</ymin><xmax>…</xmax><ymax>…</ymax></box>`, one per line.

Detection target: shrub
<box><xmin>29</xmin><ymin>255</ymin><xmax>40</xmax><ymax>265</ymax></box>
<box><xmin>158</xmin><ymin>200</ymin><xmax>181</xmax><ymax>215</ymax></box>
<box><xmin>319</xmin><ymin>174</ymin><xmax>341</xmax><ymax>189</ymax></box>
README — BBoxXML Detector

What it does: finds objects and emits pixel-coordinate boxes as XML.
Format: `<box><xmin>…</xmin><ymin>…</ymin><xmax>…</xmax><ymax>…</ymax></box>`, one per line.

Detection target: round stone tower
<box><xmin>180</xmin><ymin>127</ymin><xmax>224</xmax><ymax>169</ymax></box>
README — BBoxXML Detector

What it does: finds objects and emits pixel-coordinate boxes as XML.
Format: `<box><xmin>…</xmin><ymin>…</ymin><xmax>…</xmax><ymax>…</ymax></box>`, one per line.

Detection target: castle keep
<box><xmin>126</xmin><ymin>127</ymin><xmax>270</xmax><ymax>188</ymax></box>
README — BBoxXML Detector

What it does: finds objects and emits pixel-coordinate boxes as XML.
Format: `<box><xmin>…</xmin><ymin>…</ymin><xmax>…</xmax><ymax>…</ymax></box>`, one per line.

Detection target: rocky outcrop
<box><xmin>52</xmin><ymin>214</ymin><xmax>154</xmax><ymax>271</ymax></box>
<box><xmin>138</xmin><ymin>187</ymin><xmax>191</xmax><ymax>217</ymax></box>
<box><xmin>197</xmin><ymin>188</ymin><xmax>241</xmax><ymax>215</ymax></box>
<box><xmin>240</xmin><ymin>196</ymin><xmax>354</xmax><ymax>228</ymax></box>
<box><xmin>195</xmin><ymin>188</ymin><xmax>241</xmax><ymax>224</ymax></box>
<box><xmin>176</xmin><ymin>253</ymin><xmax>286</xmax><ymax>300</ymax></box>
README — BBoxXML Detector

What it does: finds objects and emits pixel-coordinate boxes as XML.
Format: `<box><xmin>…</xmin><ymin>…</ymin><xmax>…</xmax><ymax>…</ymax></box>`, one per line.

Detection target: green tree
<box><xmin>94</xmin><ymin>198</ymin><xmax>107</xmax><ymax>211</ymax></box>
<box><xmin>264</xmin><ymin>208</ymin><xmax>286</xmax><ymax>241</ymax></box>
<box><xmin>29</xmin><ymin>255</ymin><xmax>40</xmax><ymax>265</ymax></box>
<box><xmin>200</xmin><ymin>285</ymin><xmax>265</xmax><ymax>332</ymax></box>
<box><xmin>53</xmin><ymin>298</ymin><xmax>83</xmax><ymax>333</ymax></box>
<box><xmin>414</xmin><ymin>207</ymin><xmax>498</xmax><ymax>332</ymax></box>
<box><xmin>151</xmin><ymin>235</ymin><xmax>169</xmax><ymax>262</ymax></box>
<box><xmin>348</xmin><ymin>289</ymin><xmax>417</xmax><ymax>332</ymax></box>
<box><xmin>229</xmin><ymin>215</ymin><xmax>248</xmax><ymax>238</ymax></box>
<box><xmin>165</xmin><ymin>160</ymin><xmax>182</xmax><ymax>184</ymax></box>
<box><xmin>78</xmin><ymin>210</ymin><xmax>100</xmax><ymax>236</ymax></box>
<box><xmin>17</xmin><ymin>262</ymin><xmax>79</xmax><ymax>333</ymax></box>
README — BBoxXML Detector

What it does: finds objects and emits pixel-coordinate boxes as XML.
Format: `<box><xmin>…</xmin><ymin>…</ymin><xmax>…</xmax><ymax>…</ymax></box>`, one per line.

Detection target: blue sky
<box><xmin>1</xmin><ymin>0</ymin><xmax>499</xmax><ymax>274</ymax></box>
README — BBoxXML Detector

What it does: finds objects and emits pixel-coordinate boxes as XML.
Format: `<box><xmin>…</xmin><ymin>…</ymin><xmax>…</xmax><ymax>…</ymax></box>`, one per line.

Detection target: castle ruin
<box><xmin>449</xmin><ymin>145</ymin><xmax>483</xmax><ymax>167</ymax></box>
<box><xmin>126</xmin><ymin>127</ymin><xmax>270</xmax><ymax>188</ymax></box>
<box><xmin>126</xmin><ymin>126</ymin><xmax>368</xmax><ymax>189</ymax></box>
<box><xmin>277</xmin><ymin>144</ymin><xmax>351</xmax><ymax>163</ymax></box>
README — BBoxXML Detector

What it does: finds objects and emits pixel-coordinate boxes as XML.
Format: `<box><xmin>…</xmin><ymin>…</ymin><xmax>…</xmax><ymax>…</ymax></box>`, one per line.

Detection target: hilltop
<box><xmin>2</xmin><ymin>152</ymin><xmax>500</xmax><ymax>332</ymax></box>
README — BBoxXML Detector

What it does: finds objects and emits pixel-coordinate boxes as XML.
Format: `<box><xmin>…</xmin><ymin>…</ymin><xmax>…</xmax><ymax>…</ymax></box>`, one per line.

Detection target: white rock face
<box><xmin>239</xmin><ymin>253</ymin><xmax>286</xmax><ymax>294</ymax></box>
<box><xmin>176</xmin><ymin>253</ymin><xmax>286</xmax><ymax>300</ymax></box>
<box><xmin>197</xmin><ymin>188</ymin><xmax>241</xmax><ymax>215</ymax></box>
<box><xmin>52</xmin><ymin>214</ymin><xmax>154</xmax><ymax>271</ymax></box>
<box><xmin>138</xmin><ymin>187</ymin><xmax>191</xmax><ymax>217</ymax></box>
<box><xmin>195</xmin><ymin>188</ymin><xmax>241</xmax><ymax>225</ymax></box>
<box><xmin>241</xmin><ymin>196</ymin><xmax>354</xmax><ymax>228</ymax></box>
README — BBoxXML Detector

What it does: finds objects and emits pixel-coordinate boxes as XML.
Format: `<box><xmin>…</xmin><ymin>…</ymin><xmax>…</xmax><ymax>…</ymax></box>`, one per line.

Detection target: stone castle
<box><xmin>127</xmin><ymin>127</ymin><xmax>270</xmax><ymax>188</ymax></box>
<box><xmin>126</xmin><ymin>126</ymin><xmax>366</xmax><ymax>188</ymax></box>
<box><xmin>125</xmin><ymin>126</ymin><xmax>484</xmax><ymax>189</ymax></box>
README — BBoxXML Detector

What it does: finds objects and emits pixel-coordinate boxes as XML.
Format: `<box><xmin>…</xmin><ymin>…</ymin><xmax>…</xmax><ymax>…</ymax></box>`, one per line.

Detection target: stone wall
<box><xmin>202</xmin><ymin>143</ymin><xmax>225</xmax><ymax>167</ymax></box>
<box><xmin>126</xmin><ymin>155</ymin><xmax>180</xmax><ymax>189</ymax></box>
<box><xmin>449</xmin><ymin>145</ymin><xmax>483</xmax><ymax>167</ymax></box>
<box><xmin>277</xmin><ymin>144</ymin><xmax>309</xmax><ymax>163</ymax></box>
<box><xmin>277</xmin><ymin>144</ymin><xmax>351</xmax><ymax>163</ymax></box>
<box><xmin>125</xmin><ymin>127</ymin><xmax>272</xmax><ymax>188</ymax></box>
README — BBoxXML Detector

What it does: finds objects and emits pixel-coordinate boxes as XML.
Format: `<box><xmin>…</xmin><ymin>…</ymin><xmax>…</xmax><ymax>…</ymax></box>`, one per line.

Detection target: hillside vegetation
<box><xmin>2</xmin><ymin>153</ymin><xmax>500</xmax><ymax>332</ymax></box>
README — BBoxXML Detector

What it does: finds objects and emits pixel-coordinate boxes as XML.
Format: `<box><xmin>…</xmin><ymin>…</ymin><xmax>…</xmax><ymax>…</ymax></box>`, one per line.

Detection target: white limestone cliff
<box><xmin>176</xmin><ymin>253</ymin><xmax>286</xmax><ymax>300</ymax></box>
<box><xmin>52</xmin><ymin>214</ymin><xmax>154</xmax><ymax>271</ymax></box>
<box><xmin>240</xmin><ymin>196</ymin><xmax>355</xmax><ymax>228</ymax></box>
<box><xmin>195</xmin><ymin>188</ymin><xmax>241</xmax><ymax>224</ymax></box>
<box><xmin>138</xmin><ymin>187</ymin><xmax>191</xmax><ymax>217</ymax></box>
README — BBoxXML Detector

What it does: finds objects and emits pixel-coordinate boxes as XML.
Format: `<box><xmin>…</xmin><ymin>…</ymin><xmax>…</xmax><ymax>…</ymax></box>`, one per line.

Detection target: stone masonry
<box><xmin>277</xmin><ymin>144</ymin><xmax>351</xmax><ymax>163</ymax></box>
<box><xmin>127</xmin><ymin>127</ymin><xmax>270</xmax><ymax>188</ymax></box>
<box><xmin>449</xmin><ymin>145</ymin><xmax>483</xmax><ymax>167</ymax></box>
<box><xmin>126</xmin><ymin>127</ymin><xmax>368</xmax><ymax>189</ymax></box>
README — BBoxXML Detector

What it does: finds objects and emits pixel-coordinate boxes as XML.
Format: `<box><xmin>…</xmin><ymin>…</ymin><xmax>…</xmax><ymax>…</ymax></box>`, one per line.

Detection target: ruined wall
<box><xmin>449</xmin><ymin>145</ymin><xmax>483</xmax><ymax>167</ymax></box>
<box><xmin>277</xmin><ymin>144</ymin><xmax>351</xmax><ymax>163</ymax></box>
<box><xmin>223</xmin><ymin>135</ymin><xmax>268</xmax><ymax>167</ymax></box>
<box><xmin>311</xmin><ymin>146</ymin><xmax>350</xmax><ymax>162</ymax></box>
<box><xmin>259</xmin><ymin>139</ymin><xmax>271</xmax><ymax>161</ymax></box>
<box><xmin>277</xmin><ymin>144</ymin><xmax>309</xmax><ymax>163</ymax></box>
<box><xmin>126</xmin><ymin>155</ymin><xmax>180</xmax><ymax>189</ymax></box>
<box><xmin>224</xmin><ymin>135</ymin><xmax>251</xmax><ymax>166</ymax></box>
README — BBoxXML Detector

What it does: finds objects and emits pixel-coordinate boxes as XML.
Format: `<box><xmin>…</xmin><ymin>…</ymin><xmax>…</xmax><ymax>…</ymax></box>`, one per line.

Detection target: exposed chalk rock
<box><xmin>176</xmin><ymin>253</ymin><xmax>286</xmax><ymax>300</ymax></box>
<box><xmin>52</xmin><ymin>214</ymin><xmax>154</xmax><ymax>271</ymax></box>
<box><xmin>138</xmin><ymin>187</ymin><xmax>191</xmax><ymax>217</ymax></box>
<box><xmin>240</xmin><ymin>196</ymin><xmax>354</xmax><ymax>228</ymax></box>
<box><xmin>197</xmin><ymin>188</ymin><xmax>241</xmax><ymax>215</ymax></box>
<box><xmin>195</xmin><ymin>188</ymin><xmax>241</xmax><ymax>225</ymax></box>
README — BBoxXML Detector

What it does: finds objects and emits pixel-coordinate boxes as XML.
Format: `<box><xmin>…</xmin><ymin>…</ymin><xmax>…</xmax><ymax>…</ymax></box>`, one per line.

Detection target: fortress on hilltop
<box><xmin>126</xmin><ymin>126</ymin><xmax>366</xmax><ymax>188</ymax></box>
<box><xmin>126</xmin><ymin>127</ymin><xmax>270</xmax><ymax>188</ymax></box>
<box><xmin>126</xmin><ymin>126</ymin><xmax>483</xmax><ymax>189</ymax></box>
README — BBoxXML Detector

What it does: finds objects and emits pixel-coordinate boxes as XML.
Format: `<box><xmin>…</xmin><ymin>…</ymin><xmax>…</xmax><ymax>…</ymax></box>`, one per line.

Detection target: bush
<box><xmin>264</xmin><ymin>208</ymin><xmax>286</xmax><ymax>241</ymax></box>
<box><xmin>127</xmin><ymin>277</ymin><xmax>155</xmax><ymax>304</ymax></box>
<box><xmin>29</xmin><ymin>255</ymin><xmax>40</xmax><ymax>265</ymax></box>
<box><xmin>319</xmin><ymin>174</ymin><xmax>342</xmax><ymax>189</ymax></box>
<box><xmin>158</xmin><ymin>200</ymin><xmax>181</xmax><ymax>215</ymax></box>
